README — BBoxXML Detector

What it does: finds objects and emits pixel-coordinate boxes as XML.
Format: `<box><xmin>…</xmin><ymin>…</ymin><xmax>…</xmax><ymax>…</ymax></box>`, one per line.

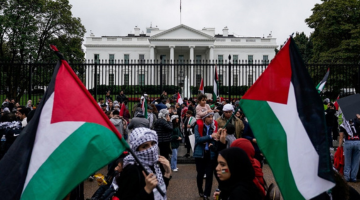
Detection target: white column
<box><xmin>150</xmin><ymin>45</ymin><xmax>155</xmax><ymax>85</ymax></box>
<box><xmin>189</xmin><ymin>45</ymin><xmax>195</xmax><ymax>86</ymax></box>
<box><xmin>170</xmin><ymin>45</ymin><xmax>175</xmax><ymax>85</ymax></box>
<box><xmin>209</xmin><ymin>45</ymin><xmax>215</xmax><ymax>86</ymax></box>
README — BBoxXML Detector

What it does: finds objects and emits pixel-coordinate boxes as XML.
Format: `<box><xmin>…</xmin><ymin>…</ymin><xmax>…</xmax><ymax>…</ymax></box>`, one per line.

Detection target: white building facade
<box><xmin>84</xmin><ymin>24</ymin><xmax>277</xmax><ymax>88</ymax></box>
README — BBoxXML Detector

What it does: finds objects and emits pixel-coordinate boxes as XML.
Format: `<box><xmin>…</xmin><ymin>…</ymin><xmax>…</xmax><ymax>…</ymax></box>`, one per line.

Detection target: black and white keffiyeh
<box><xmin>123</xmin><ymin>127</ymin><xmax>167</xmax><ymax>200</ymax></box>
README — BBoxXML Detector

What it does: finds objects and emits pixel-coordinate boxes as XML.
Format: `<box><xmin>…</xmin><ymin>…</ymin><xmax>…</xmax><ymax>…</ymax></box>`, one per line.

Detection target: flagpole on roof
<box><xmin>180</xmin><ymin>0</ymin><xmax>182</xmax><ymax>24</ymax></box>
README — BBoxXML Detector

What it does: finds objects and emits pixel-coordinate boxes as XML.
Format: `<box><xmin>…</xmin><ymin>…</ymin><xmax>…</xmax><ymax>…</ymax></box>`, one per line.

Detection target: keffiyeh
<box><xmin>123</xmin><ymin>128</ymin><xmax>167</xmax><ymax>200</ymax></box>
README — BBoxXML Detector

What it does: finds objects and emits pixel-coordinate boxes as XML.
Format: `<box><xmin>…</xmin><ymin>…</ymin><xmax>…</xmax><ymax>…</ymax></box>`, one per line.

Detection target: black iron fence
<box><xmin>1</xmin><ymin>59</ymin><xmax>359</xmax><ymax>112</ymax></box>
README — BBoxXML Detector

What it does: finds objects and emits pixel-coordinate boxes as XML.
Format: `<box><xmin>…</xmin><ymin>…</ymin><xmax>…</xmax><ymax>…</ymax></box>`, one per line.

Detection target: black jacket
<box><xmin>153</xmin><ymin>118</ymin><xmax>173</xmax><ymax>143</ymax></box>
<box><xmin>115</xmin><ymin>164</ymin><xmax>170</xmax><ymax>200</ymax></box>
<box><xmin>116</xmin><ymin>94</ymin><xmax>127</xmax><ymax>103</ymax></box>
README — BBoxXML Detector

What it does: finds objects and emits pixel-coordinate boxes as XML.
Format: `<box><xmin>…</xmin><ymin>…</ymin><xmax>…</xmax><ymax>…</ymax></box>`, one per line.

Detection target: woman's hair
<box><xmin>150</xmin><ymin>104</ymin><xmax>158</xmax><ymax>115</ymax></box>
<box><xmin>172</xmin><ymin>118</ymin><xmax>180</xmax><ymax>128</ymax></box>
<box><xmin>105</xmin><ymin>111</ymin><xmax>111</xmax><ymax>119</ymax></box>
<box><xmin>197</xmin><ymin>94</ymin><xmax>207</xmax><ymax>102</ymax></box>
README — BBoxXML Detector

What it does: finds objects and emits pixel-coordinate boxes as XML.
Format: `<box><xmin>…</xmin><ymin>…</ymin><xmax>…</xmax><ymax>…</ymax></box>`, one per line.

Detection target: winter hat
<box><xmin>114</xmin><ymin>103</ymin><xmax>120</xmax><ymax>107</ymax></box>
<box><xmin>113</xmin><ymin>100</ymin><xmax>119</xmax><ymax>104</ymax></box>
<box><xmin>223</xmin><ymin>104</ymin><xmax>234</xmax><ymax>112</ymax></box>
<box><xmin>3</xmin><ymin>107</ymin><xmax>10</xmax><ymax>113</ymax></box>
<box><xmin>171</xmin><ymin>115</ymin><xmax>179</xmax><ymax>122</ymax></box>
<box><xmin>158</xmin><ymin>109</ymin><xmax>169</xmax><ymax>120</ymax></box>
<box><xmin>166</xmin><ymin>103</ymin><xmax>171</xmax><ymax>109</ymax></box>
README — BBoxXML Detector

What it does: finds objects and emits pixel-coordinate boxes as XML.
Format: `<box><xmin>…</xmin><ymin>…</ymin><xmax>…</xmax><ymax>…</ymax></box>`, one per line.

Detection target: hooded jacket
<box><xmin>128</xmin><ymin>112</ymin><xmax>150</xmax><ymax>130</ymax></box>
<box><xmin>153</xmin><ymin>118</ymin><xmax>173</xmax><ymax>143</ymax></box>
<box><xmin>110</xmin><ymin>116</ymin><xmax>124</xmax><ymax>137</ymax></box>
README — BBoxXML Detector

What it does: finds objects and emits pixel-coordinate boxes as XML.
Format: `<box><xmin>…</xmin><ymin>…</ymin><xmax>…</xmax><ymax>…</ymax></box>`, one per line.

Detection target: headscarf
<box><xmin>218</xmin><ymin>147</ymin><xmax>260</xmax><ymax>200</ymax></box>
<box><xmin>123</xmin><ymin>128</ymin><xmax>166</xmax><ymax>200</ymax></box>
<box><xmin>230</xmin><ymin>139</ymin><xmax>266</xmax><ymax>197</ymax></box>
<box><xmin>158</xmin><ymin>109</ymin><xmax>169</xmax><ymax>120</ymax></box>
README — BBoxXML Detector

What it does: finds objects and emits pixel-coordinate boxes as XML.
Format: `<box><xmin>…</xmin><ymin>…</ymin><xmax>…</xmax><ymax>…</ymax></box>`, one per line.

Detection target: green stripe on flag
<box><xmin>21</xmin><ymin>123</ymin><xmax>128</xmax><ymax>200</ymax></box>
<box><xmin>240</xmin><ymin>99</ymin><xmax>305</xmax><ymax>200</ymax></box>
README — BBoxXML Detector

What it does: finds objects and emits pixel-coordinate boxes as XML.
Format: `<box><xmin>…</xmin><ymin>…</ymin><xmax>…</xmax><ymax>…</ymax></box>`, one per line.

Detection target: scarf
<box><xmin>123</xmin><ymin>128</ymin><xmax>167</xmax><ymax>200</ymax></box>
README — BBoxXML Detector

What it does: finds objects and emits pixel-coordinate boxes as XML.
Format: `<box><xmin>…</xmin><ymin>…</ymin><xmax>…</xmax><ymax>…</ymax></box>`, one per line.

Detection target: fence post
<box><xmin>28</xmin><ymin>62</ymin><xmax>32</xmax><ymax>102</ymax></box>
<box><xmin>228</xmin><ymin>54</ymin><xmax>231</xmax><ymax>102</ymax></box>
<box><xmin>160</xmin><ymin>56</ymin><xmax>163</xmax><ymax>94</ymax></box>
<box><xmin>94</xmin><ymin>60</ymin><xmax>98</xmax><ymax>101</ymax></box>
<box><xmin>358</xmin><ymin>64</ymin><xmax>360</xmax><ymax>93</ymax></box>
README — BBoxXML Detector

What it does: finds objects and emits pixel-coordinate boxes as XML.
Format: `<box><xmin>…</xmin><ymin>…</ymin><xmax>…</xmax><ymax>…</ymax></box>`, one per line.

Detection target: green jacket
<box><xmin>171</xmin><ymin>127</ymin><xmax>182</xmax><ymax>149</ymax></box>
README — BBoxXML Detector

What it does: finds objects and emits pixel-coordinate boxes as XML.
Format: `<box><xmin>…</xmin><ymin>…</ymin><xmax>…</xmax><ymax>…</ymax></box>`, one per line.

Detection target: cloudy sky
<box><xmin>69</xmin><ymin>0</ymin><xmax>322</xmax><ymax>47</ymax></box>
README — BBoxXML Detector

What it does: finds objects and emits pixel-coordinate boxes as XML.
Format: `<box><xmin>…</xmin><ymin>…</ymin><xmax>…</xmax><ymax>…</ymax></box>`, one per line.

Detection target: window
<box><xmin>248</xmin><ymin>74</ymin><xmax>253</xmax><ymax>86</ymax></box>
<box><xmin>95</xmin><ymin>74</ymin><xmax>100</xmax><ymax>85</ymax></box>
<box><xmin>138</xmin><ymin>74</ymin><xmax>145</xmax><ymax>86</ymax></box>
<box><xmin>196</xmin><ymin>55</ymin><xmax>201</xmax><ymax>64</ymax></box>
<box><xmin>233</xmin><ymin>74</ymin><xmax>238</xmax><ymax>86</ymax></box>
<box><xmin>94</xmin><ymin>54</ymin><xmax>100</xmax><ymax>64</ymax></box>
<box><xmin>161</xmin><ymin>55</ymin><xmax>167</xmax><ymax>64</ymax></box>
<box><xmin>162</xmin><ymin>74</ymin><xmax>166</xmax><ymax>85</ymax></box>
<box><xmin>219</xmin><ymin>74</ymin><xmax>223</xmax><ymax>86</ymax></box>
<box><xmin>124</xmin><ymin>54</ymin><xmax>129</xmax><ymax>64</ymax></box>
<box><xmin>109</xmin><ymin>54</ymin><xmax>114</xmax><ymax>64</ymax></box>
<box><xmin>196</xmin><ymin>74</ymin><xmax>201</xmax><ymax>87</ymax></box>
<box><xmin>218</xmin><ymin>55</ymin><xmax>223</xmax><ymax>64</ymax></box>
<box><xmin>178</xmin><ymin>55</ymin><xmax>184</xmax><ymax>64</ymax></box>
<box><xmin>146</xmin><ymin>29</ymin><xmax>151</xmax><ymax>33</ymax></box>
<box><xmin>233</xmin><ymin>55</ymin><xmax>238</xmax><ymax>64</ymax></box>
<box><xmin>109</xmin><ymin>74</ymin><xmax>114</xmax><ymax>85</ymax></box>
<box><xmin>263</xmin><ymin>55</ymin><xmax>269</xmax><ymax>64</ymax></box>
<box><xmin>124</xmin><ymin>74</ymin><xmax>129</xmax><ymax>85</ymax></box>
<box><xmin>248</xmin><ymin>55</ymin><xmax>253</xmax><ymax>64</ymax></box>
<box><xmin>139</xmin><ymin>54</ymin><xmax>145</xmax><ymax>63</ymax></box>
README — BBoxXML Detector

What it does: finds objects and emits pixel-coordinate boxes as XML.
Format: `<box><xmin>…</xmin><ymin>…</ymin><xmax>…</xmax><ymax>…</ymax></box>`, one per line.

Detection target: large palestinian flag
<box><xmin>240</xmin><ymin>38</ymin><xmax>335</xmax><ymax>200</ymax></box>
<box><xmin>0</xmin><ymin>47</ymin><xmax>129</xmax><ymax>200</ymax></box>
<box><xmin>316</xmin><ymin>68</ymin><xmax>330</xmax><ymax>93</ymax></box>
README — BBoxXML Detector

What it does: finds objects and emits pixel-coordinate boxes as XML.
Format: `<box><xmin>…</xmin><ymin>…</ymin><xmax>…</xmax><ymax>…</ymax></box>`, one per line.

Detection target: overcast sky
<box><xmin>69</xmin><ymin>0</ymin><xmax>322</xmax><ymax>48</ymax></box>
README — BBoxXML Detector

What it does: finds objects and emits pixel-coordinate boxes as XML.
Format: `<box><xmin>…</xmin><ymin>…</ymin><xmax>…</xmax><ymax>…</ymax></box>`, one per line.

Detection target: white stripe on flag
<box><xmin>268</xmin><ymin>83</ymin><xmax>335</xmax><ymax>199</ymax></box>
<box><xmin>23</xmin><ymin>93</ymin><xmax>84</xmax><ymax>192</ymax></box>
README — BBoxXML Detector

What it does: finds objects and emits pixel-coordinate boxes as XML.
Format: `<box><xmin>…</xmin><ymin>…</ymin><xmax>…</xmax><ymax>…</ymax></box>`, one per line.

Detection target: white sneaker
<box><xmin>173</xmin><ymin>168</ymin><xmax>178</xmax><ymax>172</ymax></box>
<box><xmin>203</xmin><ymin>174</ymin><xmax>206</xmax><ymax>178</ymax></box>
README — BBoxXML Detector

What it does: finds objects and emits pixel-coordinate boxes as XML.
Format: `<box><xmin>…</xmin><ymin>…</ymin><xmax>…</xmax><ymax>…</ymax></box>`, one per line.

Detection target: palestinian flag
<box><xmin>213</xmin><ymin>66</ymin><xmax>219</xmax><ymax>102</ymax></box>
<box><xmin>0</xmin><ymin>46</ymin><xmax>129</xmax><ymax>200</ymax></box>
<box><xmin>316</xmin><ymin>68</ymin><xmax>330</xmax><ymax>93</ymax></box>
<box><xmin>199</xmin><ymin>78</ymin><xmax>204</xmax><ymax>94</ymax></box>
<box><xmin>177</xmin><ymin>92</ymin><xmax>183</xmax><ymax>105</ymax></box>
<box><xmin>141</xmin><ymin>96</ymin><xmax>148</xmax><ymax>118</ymax></box>
<box><xmin>240</xmin><ymin>38</ymin><xmax>335</xmax><ymax>200</ymax></box>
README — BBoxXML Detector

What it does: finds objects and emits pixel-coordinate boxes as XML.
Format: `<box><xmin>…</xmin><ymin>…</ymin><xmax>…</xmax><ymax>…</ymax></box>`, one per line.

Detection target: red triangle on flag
<box><xmin>51</xmin><ymin>60</ymin><xmax>116</xmax><ymax>133</ymax></box>
<box><xmin>242</xmin><ymin>39</ymin><xmax>292</xmax><ymax>104</ymax></box>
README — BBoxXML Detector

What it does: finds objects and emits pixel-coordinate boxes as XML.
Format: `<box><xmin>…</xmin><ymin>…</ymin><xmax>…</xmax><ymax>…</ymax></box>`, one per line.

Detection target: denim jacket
<box><xmin>193</xmin><ymin>124</ymin><xmax>217</xmax><ymax>160</ymax></box>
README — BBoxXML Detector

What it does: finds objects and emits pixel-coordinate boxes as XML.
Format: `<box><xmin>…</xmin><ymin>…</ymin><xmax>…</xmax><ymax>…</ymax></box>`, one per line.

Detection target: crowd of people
<box><xmin>1</xmin><ymin>90</ymin><xmax>360</xmax><ymax>200</ymax></box>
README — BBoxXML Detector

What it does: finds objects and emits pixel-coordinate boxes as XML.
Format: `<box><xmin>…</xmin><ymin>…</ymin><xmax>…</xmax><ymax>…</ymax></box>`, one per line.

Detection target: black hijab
<box><xmin>218</xmin><ymin>147</ymin><xmax>261</xmax><ymax>200</ymax></box>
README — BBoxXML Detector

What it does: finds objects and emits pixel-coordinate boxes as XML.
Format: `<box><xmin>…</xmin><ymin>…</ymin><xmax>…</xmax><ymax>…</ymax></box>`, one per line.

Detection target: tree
<box><xmin>293</xmin><ymin>32</ymin><xmax>313</xmax><ymax>63</ymax></box>
<box><xmin>305</xmin><ymin>0</ymin><xmax>360</xmax><ymax>63</ymax></box>
<box><xmin>0</xmin><ymin>0</ymin><xmax>85</xmax><ymax>101</ymax></box>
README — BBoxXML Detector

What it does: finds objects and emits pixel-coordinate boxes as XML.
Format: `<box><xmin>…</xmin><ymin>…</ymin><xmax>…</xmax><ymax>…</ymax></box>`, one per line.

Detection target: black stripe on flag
<box><xmin>0</xmin><ymin>61</ymin><xmax>61</xmax><ymax>200</ymax></box>
<box><xmin>288</xmin><ymin>37</ymin><xmax>334</xmax><ymax>183</ymax></box>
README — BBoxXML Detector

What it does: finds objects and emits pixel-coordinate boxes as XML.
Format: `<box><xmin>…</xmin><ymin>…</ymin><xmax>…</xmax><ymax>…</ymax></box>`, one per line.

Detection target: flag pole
<box><xmin>126</xmin><ymin>147</ymin><xmax>166</xmax><ymax>197</ymax></box>
<box><xmin>180</xmin><ymin>0</ymin><xmax>182</xmax><ymax>24</ymax></box>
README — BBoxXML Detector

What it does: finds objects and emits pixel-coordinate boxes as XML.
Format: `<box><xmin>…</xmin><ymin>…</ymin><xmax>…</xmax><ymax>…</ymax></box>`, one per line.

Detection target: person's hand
<box><xmin>158</xmin><ymin>156</ymin><xmax>171</xmax><ymax>178</ymax></box>
<box><xmin>166</xmin><ymin>115</ymin><xmax>170</xmax><ymax>122</ymax></box>
<box><xmin>178</xmin><ymin>137</ymin><xmax>182</xmax><ymax>140</ymax></box>
<box><xmin>220</xmin><ymin>129</ymin><xmax>227</xmax><ymax>144</ymax></box>
<box><xmin>207</xmin><ymin>110</ymin><xmax>213</xmax><ymax>113</ymax></box>
<box><xmin>182</xmin><ymin>124</ymin><xmax>185</xmax><ymax>128</ymax></box>
<box><xmin>252</xmin><ymin>138</ymin><xmax>257</xmax><ymax>144</ymax></box>
<box><xmin>211</xmin><ymin>132</ymin><xmax>219</xmax><ymax>139</ymax></box>
<box><xmin>187</xmin><ymin>124</ymin><xmax>191</xmax><ymax>128</ymax></box>
<box><xmin>142</xmin><ymin>171</ymin><xmax>158</xmax><ymax>194</ymax></box>
<box><xmin>213</xmin><ymin>191</ymin><xmax>220</xmax><ymax>199</ymax></box>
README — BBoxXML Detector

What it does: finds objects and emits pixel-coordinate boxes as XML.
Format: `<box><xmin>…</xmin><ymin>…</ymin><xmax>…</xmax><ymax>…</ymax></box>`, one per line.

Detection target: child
<box><xmin>171</xmin><ymin>115</ymin><xmax>182</xmax><ymax>172</ymax></box>
<box><xmin>195</xmin><ymin>94</ymin><xmax>213</xmax><ymax>136</ymax></box>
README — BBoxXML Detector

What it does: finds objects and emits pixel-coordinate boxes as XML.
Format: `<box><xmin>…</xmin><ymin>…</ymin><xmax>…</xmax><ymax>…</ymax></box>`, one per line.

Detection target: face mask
<box><xmin>135</xmin><ymin>145</ymin><xmax>158</xmax><ymax>166</ymax></box>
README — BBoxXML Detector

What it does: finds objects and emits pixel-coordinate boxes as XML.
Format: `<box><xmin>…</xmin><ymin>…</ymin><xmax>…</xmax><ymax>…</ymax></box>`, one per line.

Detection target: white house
<box><xmin>84</xmin><ymin>24</ymin><xmax>277</xmax><ymax>88</ymax></box>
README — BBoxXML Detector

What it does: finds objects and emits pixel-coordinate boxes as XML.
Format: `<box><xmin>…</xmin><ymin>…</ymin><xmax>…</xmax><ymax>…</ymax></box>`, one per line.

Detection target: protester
<box><xmin>105</xmin><ymin>90</ymin><xmax>112</xmax><ymax>103</ymax></box>
<box><xmin>216</xmin><ymin>104</ymin><xmax>244</xmax><ymax>139</ymax></box>
<box><xmin>223</xmin><ymin>123</ymin><xmax>236</xmax><ymax>149</ymax></box>
<box><xmin>339</xmin><ymin>114</ymin><xmax>360</xmax><ymax>182</ymax></box>
<box><xmin>128</xmin><ymin>108</ymin><xmax>150</xmax><ymax>130</ymax></box>
<box><xmin>17</xmin><ymin>108</ymin><xmax>28</xmax><ymax>127</ymax></box>
<box><xmin>98</xmin><ymin>98</ymin><xmax>104</xmax><ymax>107</ymax></box>
<box><xmin>193</xmin><ymin>112</ymin><xmax>219</xmax><ymax>199</ymax></box>
<box><xmin>153</xmin><ymin>109</ymin><xmax>173</xmax><ymax>160</ymax></box>
<box><xmin>182</xmin><ymin>110</ymin><xmax>195</xmax><ymax>158</ymax></box>
<box><xmin>147</xmin><ymin>105</ymin><xmax>157</xmax><ymax>130</ymax></box>
<box><xmin>170</xmin><ymin>115</ymin><xmax>182</xmax><ymax>172</ymax></box>
<box><xmin>160</xmin><ymin>91</ymin><xmax>168</xmax><ymax>101</ymax></box>
<box><xmin>101</xmin><ymin>104</ymin><xmax>107</xmax><ymax>112</ymax></box>
<box><xmin>116</xmin><ymin>91</ymin><xmax>127</xmax><ymax>104</ymax></box>
<box><xmin>110</xmin><ymin>110</ymin><xmax>125</xmax><ymax>138</ymax></box>
<box><xmin>213</xmin><ymin>147</ymin><xmax>262</xmax><ymax>200</ymax></box>
<box><xmin>325</xmin><ymin>102</ymin><xmax>336</xmax><ymax>148</ymax></box>
<box><xmin>195</xmin><ymin>94</ymin><xmax>212</xmax><ymax>136</ymax></box>
<box><xmin>107</xmin><ymin>101</ymin><xmax>114</xmax><ymax>111</ymax></box>
<box><xmin>155</xmin><ymin>99</ymin><xmax>167</xmax><ymax>112</ymax></box>
<box><xmin>115</xmin><ymin>128</ymin><xmax>171</xmax><ymax>200</ymax></box>
<box><xmin>230</xmin><ymin>138</ymin><xmax>266</xmax><ymax>198</ymax></box>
